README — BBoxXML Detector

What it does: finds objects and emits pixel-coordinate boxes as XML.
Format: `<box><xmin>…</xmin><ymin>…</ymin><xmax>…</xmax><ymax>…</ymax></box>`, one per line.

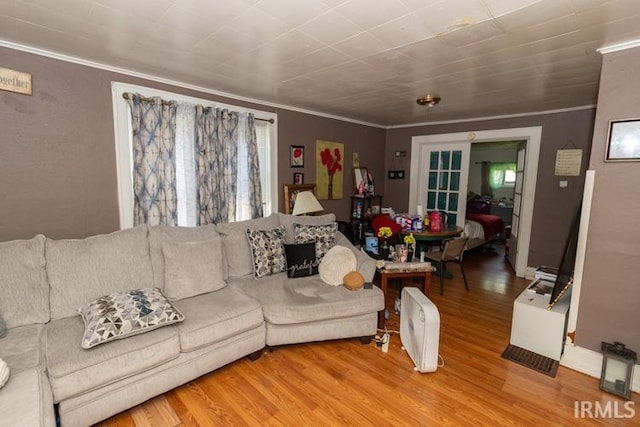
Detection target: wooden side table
<box><xmin>374</xmin><ymin>266</ymin><xmax>433</xmax><ymax>329</ymax></box>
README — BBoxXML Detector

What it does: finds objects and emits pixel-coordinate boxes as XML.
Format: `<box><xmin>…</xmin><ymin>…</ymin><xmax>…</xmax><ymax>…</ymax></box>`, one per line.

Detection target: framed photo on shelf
<box><xmin>606</xmin><ymin>119</ymin><xmax>640</xmax><ymax>161</ymax></box>
<box><xmin>290</xmin><ymin>145</ymin><xmax>304</xmax><ymax>167</ymax></box>
<box><xmin>283</xmin><ymin>184</ymin><xmax>316</xmax><ymax>215</ymax></box>
<box><xmin>353</xmin><ymin>167</ymin><xmax>368</xmax><ymax>193</ymax></box>
<box><xmin>293</xmin><ymin>172</ymin><xmax>304</xmax><ymax>185</ymax></box>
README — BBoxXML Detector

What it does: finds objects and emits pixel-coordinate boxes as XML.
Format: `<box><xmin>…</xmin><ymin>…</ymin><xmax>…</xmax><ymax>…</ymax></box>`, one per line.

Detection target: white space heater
<box><xmin>400</xmin><ymin>287</ymin><xmax>440</xmax><ymax>372</ymax></box>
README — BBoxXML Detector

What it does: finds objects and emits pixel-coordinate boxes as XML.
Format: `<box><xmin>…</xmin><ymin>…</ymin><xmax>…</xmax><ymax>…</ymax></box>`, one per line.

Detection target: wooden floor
<box><xmin>100</xmin><ymin>245</ymin><xmax>637</xmax><ymax>426</ymax></box>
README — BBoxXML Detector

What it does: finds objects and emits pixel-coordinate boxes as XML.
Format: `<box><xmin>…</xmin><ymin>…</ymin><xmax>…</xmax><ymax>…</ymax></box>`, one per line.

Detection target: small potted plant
<box><xmin>377</xmin><ymin>226</ymin><xmax>393</xmax><ymax>259</ymax></box>
<box><xmin>403</xmin><ymin>233</ymin><xmax>416</xmax><ymax>261</ymax></box>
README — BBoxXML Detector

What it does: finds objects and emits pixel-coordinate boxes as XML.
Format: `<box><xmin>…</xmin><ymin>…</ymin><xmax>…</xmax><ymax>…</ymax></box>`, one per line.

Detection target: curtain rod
<box><xmin>122</xmin><ymin>93</ymin><xmax>274</xmax><ymax>123</ymax></box>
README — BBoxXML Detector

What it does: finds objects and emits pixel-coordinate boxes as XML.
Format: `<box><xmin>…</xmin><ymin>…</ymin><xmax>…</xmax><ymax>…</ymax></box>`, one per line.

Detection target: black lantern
<box><xmin>600</xmin><ymin>341</ymin><xmax>637</xmax><ymax>400</ymax></box>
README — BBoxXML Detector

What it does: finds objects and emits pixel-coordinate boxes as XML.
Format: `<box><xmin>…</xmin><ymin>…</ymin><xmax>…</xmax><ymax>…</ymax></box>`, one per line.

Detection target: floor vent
<box><xmin>501</xmin><ymin>344</ymin><xmax>559</xmax><ymax>377</ymax></box>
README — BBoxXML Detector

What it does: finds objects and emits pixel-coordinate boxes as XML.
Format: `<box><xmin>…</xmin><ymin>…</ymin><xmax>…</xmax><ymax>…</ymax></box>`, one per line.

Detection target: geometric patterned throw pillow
<box><xmin>293</xmin><ymin>222</ymin><xmax>338</xmax><ymax>262</ymax></box>
<box><xmin>246</xmin><ymin>226</ymin><xmax>287</xmax><ymax>278</ymax></box>
<box><xmin>77</xmin><ymin>288</ymin><xmax>184</xmax><ymax>349</ymax></box>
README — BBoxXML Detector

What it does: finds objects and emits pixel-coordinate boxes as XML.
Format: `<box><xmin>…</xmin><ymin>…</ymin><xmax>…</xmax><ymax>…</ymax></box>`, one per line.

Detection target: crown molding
<box><xmin>598</xmin><ymin>39</ymin><xmax>640</xmax><ymax>54</ymax></box>
<box><xmin>388</xmin><ymin>105</ymin><xmax>596</xmax><ymax>129</ymax></box>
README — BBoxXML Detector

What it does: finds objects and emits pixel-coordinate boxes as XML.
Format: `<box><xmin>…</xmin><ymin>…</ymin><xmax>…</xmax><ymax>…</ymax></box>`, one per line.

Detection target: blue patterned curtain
<box><xmin>245</xmin><ymin>113</ymin><xmax>264</xmax><ymax>218</ymax></box>
<box><xmin>195</xmin><ymin>107</ymin><xmax>238</xmax><ymax>224</ymax></box>
<box><xmin>126</xmin><ymin>94</ymin><xmax>178</xmax><ymax>226</ymax></box>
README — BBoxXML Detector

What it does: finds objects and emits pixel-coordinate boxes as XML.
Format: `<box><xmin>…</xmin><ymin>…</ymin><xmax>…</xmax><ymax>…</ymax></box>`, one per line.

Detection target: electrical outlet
<box><xmin>394</xmin><ymin>150</ymin><xmax>407</xmax><ymax>157</ymax></box>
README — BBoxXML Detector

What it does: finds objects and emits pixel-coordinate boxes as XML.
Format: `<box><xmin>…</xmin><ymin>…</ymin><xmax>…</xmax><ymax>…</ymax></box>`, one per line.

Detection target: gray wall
<box><xmin>384</xmin><ymin>109</ymin><xmax>595</xmax><ymax>268</ymax></box>
<box><xmin>0</xmin><ymin>46</ymin><xmax>385</xmax><ymax>241</ymax></box>
<box><xmin>575</xmin><ymin>47</ymin><xmax>640</xmax><ymax>353</ymax></box>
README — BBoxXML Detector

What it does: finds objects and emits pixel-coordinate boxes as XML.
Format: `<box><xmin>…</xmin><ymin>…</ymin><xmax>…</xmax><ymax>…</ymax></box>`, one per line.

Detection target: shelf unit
<box><xmin>350</xmin><ymin>194</ymin><xmax>382</xmax><ymax>244</ymax></box>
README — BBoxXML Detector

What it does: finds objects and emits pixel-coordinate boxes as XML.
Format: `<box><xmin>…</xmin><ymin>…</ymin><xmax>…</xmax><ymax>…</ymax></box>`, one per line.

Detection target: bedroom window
<box><xmin>111</xmin><ymin>82</ymin><xmax>277</xmax><ymax>229</ymax></box>
<box><xmin>489</xmin><ymin>162</ymin><xmax>516</xmax><ymax>189</ymax></box>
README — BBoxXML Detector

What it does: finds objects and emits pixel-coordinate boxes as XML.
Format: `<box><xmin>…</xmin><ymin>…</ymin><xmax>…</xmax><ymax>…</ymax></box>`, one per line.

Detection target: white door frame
<box><xmin>409</xmin><ymin>127</ymin><xmax>542</xmax><ymax>277</ymax></box>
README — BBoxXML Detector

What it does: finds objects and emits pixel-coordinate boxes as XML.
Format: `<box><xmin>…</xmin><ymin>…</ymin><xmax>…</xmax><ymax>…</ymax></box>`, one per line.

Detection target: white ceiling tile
<box><xmin>91</xmin><ymin>0</ymin><xmax>173</xmax><ymax>21</ymax></box>
<box><xmin>336</xmin><ymin>0</ymin><xmax>409</xmax><ymax>30</ymax></box>
<box><xmin>413</xmin><ymin>0</ymin><xmax>493</xmax><ymax>35</ymax></box>
<box><xmin>367</xmin><ymin>13</ymin><xmax>438</xmax><ymax>49</ymax></box>
<box><xmin>481</xmin><ymin>0</ymin><xmax>544</xmax><ymax>18</ymax></box>
<box><xmin>17</xmin><ymin>0</ymin><xmax>93</xmax><ymax>19</ymax></box>
<box><xmin>297</xmin><ymin>10</ymin><xmax>363</xmax><ymax>45</ymax></box>
<box><xmin>192</xmin><ymin>27</ymin><xmax>260</xmax><ymax>60</ymax></box>
<box><xmin>333</xmin><ymin>31</ymin><xmax>393</xmax><ymax>59</ymax></box>
<box><xmin>157</xmin><ymin>4</ymin><xmax>226</xmax><ymax>39</ymax></box>
<box><xmin>277</xmin><ymin>47</ymin><xmax>352</xmax><ymax>80</ymax></box>
<box><xmin>229</xmin><ymin>6</ymin><xmax>292</xmax><ymax>42</ymax></box>
<box><xmin>254</xmin><ymin>0</ymin><xmax>330</xmax><ymax>26</ymax></box>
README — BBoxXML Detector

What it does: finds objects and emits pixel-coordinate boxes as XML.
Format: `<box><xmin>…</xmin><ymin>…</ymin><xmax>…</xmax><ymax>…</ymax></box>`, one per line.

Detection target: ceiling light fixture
<box><xmin>416</xmin><ymin>94</ymin><xmax>441</xmax><ymax>108</ymax></box>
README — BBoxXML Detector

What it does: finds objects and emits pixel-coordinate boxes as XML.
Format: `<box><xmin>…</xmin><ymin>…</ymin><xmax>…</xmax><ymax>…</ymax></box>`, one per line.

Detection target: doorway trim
<box><xmin>409</xmin><ymin>127</ymin><xmax>542</xmax><ymax>277</ymax></box>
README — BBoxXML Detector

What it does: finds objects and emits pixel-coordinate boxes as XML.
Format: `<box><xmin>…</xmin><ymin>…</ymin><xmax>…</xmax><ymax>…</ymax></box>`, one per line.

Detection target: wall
<box><xmin>575</xmin><ymin>46</ymin><xmax>640</xmax><ymax>353</ymax></box>
<box><xmin>276</xmin><ymin>110</ymin><xmax>385</xmax><ymax>221</ymax></box>
<box><xmin>0</xmin><ymin>46</ymin><xmax>385</xmax><ymax>241</ymax></box>
<box><xmin>384</xmin><ymin>109</ymin><xmax>595</xmax><ymax>268</ymax></box>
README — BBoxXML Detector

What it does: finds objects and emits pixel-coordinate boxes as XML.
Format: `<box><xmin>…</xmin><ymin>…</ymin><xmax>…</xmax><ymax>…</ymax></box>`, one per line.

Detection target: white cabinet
<box><xmin>510</xmin><ymin>284</ymin><xmax>571</xmax><ymax>361</ymax></box>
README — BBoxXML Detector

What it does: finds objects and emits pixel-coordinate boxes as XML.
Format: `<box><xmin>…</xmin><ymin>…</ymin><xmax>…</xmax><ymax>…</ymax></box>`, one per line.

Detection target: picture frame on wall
<box><xmin>605</xmin><ymin>119</ymin><xmax>640</xmax><ymax>162</ymax></box>
<box><xmin>293</xmin><ymin>172</ymin><xmax>304</xmax><ymax>185</ymax></box>
<box><xmin>290</xmin><ymin>145</ymin><xmax>304</xmax><ymax>167</ymax></box>
<box><xmin>283</xmin><ymin>184</ymin><xmax>316</xmax><ymax>215</ymax></box>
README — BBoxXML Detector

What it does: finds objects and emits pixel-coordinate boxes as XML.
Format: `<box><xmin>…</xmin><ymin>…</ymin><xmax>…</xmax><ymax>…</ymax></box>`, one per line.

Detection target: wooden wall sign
<box><xmin>0</xmin><ymin>67</ymin><xmax>32</xmax><ymax>95</ymax></box>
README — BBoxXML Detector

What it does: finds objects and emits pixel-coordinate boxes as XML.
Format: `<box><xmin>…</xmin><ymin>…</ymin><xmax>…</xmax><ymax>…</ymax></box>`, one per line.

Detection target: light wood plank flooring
<box><xmin>99</xmin><ymin>244</ymin><xmax>637</xmax><ymax>426</ymax></box>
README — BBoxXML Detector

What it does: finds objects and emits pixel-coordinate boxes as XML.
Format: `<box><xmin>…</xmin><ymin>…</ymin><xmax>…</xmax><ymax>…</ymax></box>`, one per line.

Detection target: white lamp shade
<box><xmin>292</xmin><ymin>191</ymin><xmax>323</xmax><ymax>215</ymax></box>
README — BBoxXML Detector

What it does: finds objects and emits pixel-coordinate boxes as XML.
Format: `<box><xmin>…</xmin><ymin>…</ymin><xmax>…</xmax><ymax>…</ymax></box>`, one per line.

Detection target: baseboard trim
<box><xmin>561</xmin><ymin>344</ymin><xmax>640</xmax><ymax>393</ymax></box>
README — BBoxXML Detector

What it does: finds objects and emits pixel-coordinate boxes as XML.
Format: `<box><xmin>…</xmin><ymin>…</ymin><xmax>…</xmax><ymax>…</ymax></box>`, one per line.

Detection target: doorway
<box><xmin>409</xmin><ymin>127</ymin><xmax>542</xmax><ymax>277</ymax></box>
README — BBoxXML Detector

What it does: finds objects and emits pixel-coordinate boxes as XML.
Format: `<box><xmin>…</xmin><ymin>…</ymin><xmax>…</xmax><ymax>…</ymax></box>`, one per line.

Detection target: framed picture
<box><xmin>283</xmin><ymin>184</ymin><xmax>316</xmax><ymax>215</ymax></box>
<box><xmin>353</xmin><ymin>167</ymin><xmax>368</xmax><ymax>193</ymax></box>
<box><xmin>293</xmin><ymin>172</ymin><xmax>304</xmax><ymax>185</ymax></box>
<box><xmin>606</xmin><ymin>119</ymin><xmax>640</xmax><ymax>161</ymax></box>
<box><xmin>290</xmin><ymin>145</ymin><xmax>304</xmax><ymax>167</ymax></box>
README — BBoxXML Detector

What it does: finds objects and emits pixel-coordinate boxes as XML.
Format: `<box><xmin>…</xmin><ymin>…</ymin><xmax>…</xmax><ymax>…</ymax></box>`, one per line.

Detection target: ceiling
<box><xmin>1</xmin><ymin>0</ymin><xmax>640</xmax><ymax>126</ymax></box>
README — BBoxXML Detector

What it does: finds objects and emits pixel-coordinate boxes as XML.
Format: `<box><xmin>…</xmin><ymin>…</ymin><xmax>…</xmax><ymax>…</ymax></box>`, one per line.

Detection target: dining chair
<box><xmin>424</xmin><ymin>237</ymin><xmax>469</xmax><ymax>296</ymax></box>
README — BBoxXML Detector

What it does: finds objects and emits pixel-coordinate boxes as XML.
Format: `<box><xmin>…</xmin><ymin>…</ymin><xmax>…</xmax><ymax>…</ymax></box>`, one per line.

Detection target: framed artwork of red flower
<box><xmin>290</xmin><ymin>145</ymin><xmax>304</xmax><ymax>167</ymax></box>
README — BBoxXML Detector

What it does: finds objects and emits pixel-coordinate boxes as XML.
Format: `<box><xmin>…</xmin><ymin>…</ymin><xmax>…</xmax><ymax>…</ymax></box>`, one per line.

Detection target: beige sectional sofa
<box><xmin>0</xmin><ymin>213</ymin><xmax>383</xmax><ymax>426</ymax></box>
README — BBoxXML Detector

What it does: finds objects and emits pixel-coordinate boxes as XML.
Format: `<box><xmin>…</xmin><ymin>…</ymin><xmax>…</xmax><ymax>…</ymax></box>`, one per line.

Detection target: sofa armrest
<box><xmin>335</xmin><ymin>232</ymin><xmax>376</xmax><ymax>282</ymax></box>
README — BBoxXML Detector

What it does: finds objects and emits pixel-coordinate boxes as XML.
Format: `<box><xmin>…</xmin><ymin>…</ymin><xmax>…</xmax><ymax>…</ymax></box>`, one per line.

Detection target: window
<box><xmin>111</xmin><ymin>82</ymin><xmax>277</xmax><ymax>228</ymax></box>
<box><xmin>488</xmin><ymin>162</ymin><xmax>516</xmax><ymax>189</ymax></box>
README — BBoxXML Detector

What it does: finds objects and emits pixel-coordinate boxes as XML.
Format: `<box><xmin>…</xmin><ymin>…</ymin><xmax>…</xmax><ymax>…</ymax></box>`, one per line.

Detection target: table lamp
<box><xmin>292</xmin><ymin>191</ymin><xmax>323</xmax><ymax>215</ymax></box>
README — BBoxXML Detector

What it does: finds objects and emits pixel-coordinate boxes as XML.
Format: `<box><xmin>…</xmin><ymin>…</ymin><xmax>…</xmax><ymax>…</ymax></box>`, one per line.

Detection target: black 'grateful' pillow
<box><xmin>284</xmin><ymin>242</ymin><xmax>318</xmax><ymax>278</ymax></box>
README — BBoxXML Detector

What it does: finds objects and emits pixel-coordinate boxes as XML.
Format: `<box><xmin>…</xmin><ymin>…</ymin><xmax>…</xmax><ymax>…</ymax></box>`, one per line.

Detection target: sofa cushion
<box><xmin>246</xmin><ymin>226</ymin><xmax>287</xmax><ymax>278</ymax></box>
<box><xmin>293</xmin><ymin>222</ymin><xmax>338</xmax><ymax>262</ymax></box>
<box><xmin>228</xmin><ymin>273</ymin><xmax>384</xmax><ymax>325</ymax></box>
<box><xmin>77</xmin><ymin>288</ymin><xmax>184</xmax><ymax>349</ymax></box>
<box><xmin>0</xmin><ymin>368</ymin><xmax>56</xmax><ymax>427</ymax></box>
<box><xmin>46</xmin><ymin>315</ymin><xmax>180</xmax><ymax>401</ymax></box>
<box><xmin>47</xmin><ymin>226</ymin><xmax>153</xmax><ymax>320</ymax></box>
<box><xmin>318</xmin><ymin>245</ymin><xmax>357</xmax><ymax>286</ymax></box>
<box><xmin>162</xmin><ymin>238</ymin><xmax>227</xmax><ymax>300</ymax></box>
<box><xmin>0</xmin><ymin>234</ymin><xmax>49</xmax><ymax>328</ymax></box>
<box><xmin>0</xmin><ymin>324</ymin><xmax>45</xmax><ymax>373</ymax></box>
<box><xmin>216</xmin><ymin>213</ymin><xmax>280</xmax><ymax>278</ymax></box>
<box><xmin>148</xmin><ymin>224</ymin><xmax>220</xmax><ymax>291</ymax></box>
<box><xmin>284</xmin><ymin>242</ymin><xmax>318</xmax><ymax>278</ymax></box>
<box><xmin>278</xmin><ymin>212</ymin><xmax>336</xmax><ymax>243</ymax></box>
<box><xmin>172</xmin><ymin>287</ymin><xmax>264</xmax><ymax>352</ymax></box>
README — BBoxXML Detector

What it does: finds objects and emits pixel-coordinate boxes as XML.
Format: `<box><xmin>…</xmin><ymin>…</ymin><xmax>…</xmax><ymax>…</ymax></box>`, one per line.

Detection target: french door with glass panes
<box><xmin>417</xmin><ymin>143</ymin><xmax>470</xmax><ymax>227</ymax></box>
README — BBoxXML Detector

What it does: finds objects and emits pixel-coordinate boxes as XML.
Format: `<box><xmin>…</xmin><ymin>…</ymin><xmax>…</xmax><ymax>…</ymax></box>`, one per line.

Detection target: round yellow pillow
<box><xmin>343</xmin><ymin>271</ymin><xmax>365</xmax><ymax>291</ymax></box>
